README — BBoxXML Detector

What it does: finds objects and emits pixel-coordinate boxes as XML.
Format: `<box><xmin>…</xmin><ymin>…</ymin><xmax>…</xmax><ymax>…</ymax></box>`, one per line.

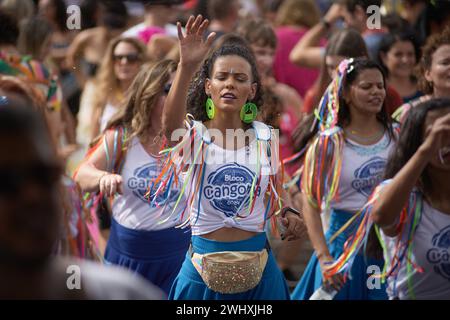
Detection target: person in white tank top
<box><xmin>366</xmin><ymin>98</ymin><xmax>450</xmax><ymax>299</ymax></box>
<box><xmin>74</xmin><ymin>60</ymin><xmax>190</xmax><ymax>296</ymax></box>
<box><xmin>290</xmin><ymin>58</ymin><xmax>396</xmax><ymax>300</ymax></box>
<box><xmin>156</xmin><ymin>16</ymin><xmax>305</xmax><ymax>300</ymax></box>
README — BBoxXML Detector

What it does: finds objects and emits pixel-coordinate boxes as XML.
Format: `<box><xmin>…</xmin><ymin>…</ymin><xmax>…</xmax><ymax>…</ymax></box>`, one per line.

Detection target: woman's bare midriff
<box><xmin>201</xmin><ymin>227</ymin><xmax>259</xmax><ymax>242</ymax></box>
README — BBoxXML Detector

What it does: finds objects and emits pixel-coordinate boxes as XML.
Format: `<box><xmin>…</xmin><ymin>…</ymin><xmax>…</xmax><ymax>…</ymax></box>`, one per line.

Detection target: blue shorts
<box><xmin>105</xmin><ymin>218</ymin><xmax>191</xmax><ymax>296</ymax></box>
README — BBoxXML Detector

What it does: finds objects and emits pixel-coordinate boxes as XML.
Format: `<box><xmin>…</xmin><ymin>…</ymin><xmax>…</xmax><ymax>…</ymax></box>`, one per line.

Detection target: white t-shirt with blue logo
<box><xmin>187</xmin><ymin>121</ymin><xmax>278</xmax><ymax>236</ymax></box>
<box><xmin>381</xmin><ymin>201</ymin><xmax>450</xmax><ymax>300</ymax></box>
<box><xmin>112</xmin><ymin>137</ymin><xmax>184</xmax><ymax>231</ymax></box>
<box><xmin>330</xmin><ymin>131</ymin><xmax>395</xmax><ymax>213</ymax></box>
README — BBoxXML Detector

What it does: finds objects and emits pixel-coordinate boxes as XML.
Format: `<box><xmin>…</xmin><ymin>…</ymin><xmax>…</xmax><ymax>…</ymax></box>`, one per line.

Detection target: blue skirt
<box><xmin>291</xmin><ymin>209</ymin><xmax>387</xmax><ymax>300</ymax></box>
<box><xmin>104</xmin><ymin>218</ymin><xmax>191</xmax><ymax>296</ymax></box>
<box><xmin>169</xmin><ymin>232</ymin><xmax>291</xmax><ymax>300</ymax></box>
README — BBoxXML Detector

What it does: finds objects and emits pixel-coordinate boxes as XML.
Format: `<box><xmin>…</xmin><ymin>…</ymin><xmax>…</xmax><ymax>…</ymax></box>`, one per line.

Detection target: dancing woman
<box><xmin>155</xmin><ymin>15</ymin><xmax>304</xmax><ymax>300</ymax></box>
<box><xmin>291</xmin><ymin>58</ymin><xmax>395</xmax><ymax>300</ymax></box>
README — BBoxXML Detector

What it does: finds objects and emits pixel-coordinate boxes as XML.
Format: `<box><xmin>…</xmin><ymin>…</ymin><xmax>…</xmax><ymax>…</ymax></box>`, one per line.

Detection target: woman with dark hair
<box><xmin>299</xmin><ymin>28</ymin><xmax>369</xmax><ymax>115</ymax></box>
<box><xmin>290</xmin><ymin>3</ymin><xmax>403</xmax><ymax>116</ymax></box>
<box><xmin>378</xmin><ymin>30</ymin><xmax>422</xmax><ymax>104</ymax></box>
<box><xmin>156</xmin><ymin>15</ymin><xmax>305</xmax><ymax>300</ymax></box>
<box><xmin>307</xmin><ymin>29</ymin><xmax>403</xmax><ymax>115</ymax></box>
<box><xmin>371</xmin><ymin>98</ymin><xmax>450</xmax><ymax>299</ymax></box>
<box><xmin>74</xmin><ymin>60</ymin><xmax>191</xmax><ymax>295</ymax></box>
<box><xmin>291</xmin><ymin>58</ymin><xmax>394</xmax><ymax>300</ymax></box>
<box><xmin>327</xmin><ymin>98</ymin><xmax>450</xmax><ymax>299</ymax></box>
<box><xmin>393</xmin><ymin>26</ymin><xmax>450</xmax><ymax>123</ymax></box>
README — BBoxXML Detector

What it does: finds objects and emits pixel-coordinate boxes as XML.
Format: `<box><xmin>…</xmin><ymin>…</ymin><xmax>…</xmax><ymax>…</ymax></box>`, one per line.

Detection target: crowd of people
<box><xmin>0</xmin><ymin>0</ymin><xmax>449</xmax><ymax>300</ymax></box>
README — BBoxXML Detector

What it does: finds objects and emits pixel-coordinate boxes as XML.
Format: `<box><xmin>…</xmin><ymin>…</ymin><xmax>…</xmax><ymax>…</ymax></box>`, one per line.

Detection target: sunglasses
<box><xmin>113</xmin><ymin>53</ymin><xmax>141</xmax><ymax>64</ymax></box>
<box><xmin>0</xmin><ymin>164</ymin><xmax>62</xmax><ymax>196</ymax></box>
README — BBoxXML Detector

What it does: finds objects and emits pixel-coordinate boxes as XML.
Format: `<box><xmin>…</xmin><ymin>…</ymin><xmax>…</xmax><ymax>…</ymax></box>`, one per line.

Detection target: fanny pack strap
<box><xmin>188</xmin><ymin>239</ymin><xmax>271</xmax><ymax>257</ymax></box>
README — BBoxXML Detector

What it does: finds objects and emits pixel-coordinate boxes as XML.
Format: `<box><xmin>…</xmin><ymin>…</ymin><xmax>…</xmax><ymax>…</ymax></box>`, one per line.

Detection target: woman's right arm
<box><xmin>74</xmin><ymin>130</ymin><xmax>123</xmax><ymax>197</ymax></box>
<box><xmin>289</xmin><ymin>3</ymin><xmax>342</xmax><ymax>68</ymax></box>
<box><xmin>289</xmin><ymin>24</ymin><xmax>325</xmax><ymax>68</ymax></box>
<box><xmin>302</xmin><ymin>194</ymin><xmax>345</xmax><ymax>290</ymax></box>
<box><xmin>162</xmin><ymin>15</ymin><xmax>216</xmax><ymax>142</ymax></box>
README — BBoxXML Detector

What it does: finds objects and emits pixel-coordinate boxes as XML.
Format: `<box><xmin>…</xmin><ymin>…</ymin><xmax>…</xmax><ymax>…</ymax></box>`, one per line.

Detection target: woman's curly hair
<box><xmin>417</xmin><ymin>26</ymin><xmax>450</xmax><ymax>94</ymax></box>
<box><xmin>186</xmin><ymin>42</ymin><xmax>264</xmax><ymax>122</ymax></box>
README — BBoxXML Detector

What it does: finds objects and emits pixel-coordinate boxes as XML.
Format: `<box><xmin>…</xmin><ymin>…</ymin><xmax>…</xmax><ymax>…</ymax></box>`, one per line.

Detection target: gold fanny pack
<box><xmin>190</xmin><ymin>247</ymin><xmax>269</xmax><ymax>294</ymax></box>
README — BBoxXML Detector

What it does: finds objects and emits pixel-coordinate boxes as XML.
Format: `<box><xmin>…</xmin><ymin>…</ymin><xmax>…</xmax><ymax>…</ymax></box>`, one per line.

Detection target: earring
<box><xmin>240</xmin><ymin>102</ymin><xmax>258</xmax><ymax>124</ymax></box>
<box><xmin>206</xmin><ymin>97</ymin><xmax>215</xmax><ymax>120</ymax></box>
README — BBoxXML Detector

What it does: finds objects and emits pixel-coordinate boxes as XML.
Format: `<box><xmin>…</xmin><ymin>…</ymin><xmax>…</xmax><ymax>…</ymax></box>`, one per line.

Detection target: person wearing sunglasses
<box><xmin>75</xmin><ymin>60</ymin><xmax>190</xmax><ymax>296</ymax></box>
<box><xmin>85</xmin><ymin>37</ymin><xmax>147</xmax><ymax>144</ymax></box>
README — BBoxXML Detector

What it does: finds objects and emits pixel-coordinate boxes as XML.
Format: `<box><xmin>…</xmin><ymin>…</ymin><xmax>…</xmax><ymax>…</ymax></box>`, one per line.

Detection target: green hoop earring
<box><xmin>240</xmin><ymin>102</ymin><xmax>258</xmax><ymax>124</ymax></box>
<box><xmin>206</xmin><ymin>97</ymin><xmax>215</xmax><ymax>120</ymax></box>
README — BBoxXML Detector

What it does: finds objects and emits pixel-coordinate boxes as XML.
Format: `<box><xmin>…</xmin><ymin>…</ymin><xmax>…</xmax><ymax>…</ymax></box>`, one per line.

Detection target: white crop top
<box><xmin>112</xmin><ymin>137</ymin><xmax>185</xmax><ymax>231</ymax></box>
<box><xmin>185</xmin><ymin>121</ymin><xmax>278</xmax><ymax>236</ymax></box>
<box><xmin>330</xmin><ymin>131</ymin><xmax>395</xmax><ymax>213</ymax></box>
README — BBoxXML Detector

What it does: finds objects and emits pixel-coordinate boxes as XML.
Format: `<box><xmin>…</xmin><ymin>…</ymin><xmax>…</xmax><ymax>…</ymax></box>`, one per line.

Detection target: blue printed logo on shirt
<box><xmin>128</xmin><ymin>163</ymin><xmax>179</xmax><ymax>207</ymax></box>
<box><xmin>351</xmin><ymin>156</ymin><xmax>386</xmax><ymax>197</ymax></box>
<box><xmin>203</xmin><ymin>163</ymin><xmax>260</xmax><ymax>217</ymax></box>
<box><xmin>427</xmin><ymin>225</ymin><xmax>450</xmax><ymax>281</ymax></box>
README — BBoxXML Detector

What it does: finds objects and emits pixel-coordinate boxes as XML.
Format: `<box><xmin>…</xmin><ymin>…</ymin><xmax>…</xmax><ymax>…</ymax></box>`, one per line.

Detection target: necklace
<box><xmin>344</xmin><ymin>127</ymin><xmax>385</xmax><ymax>144</ymax></box>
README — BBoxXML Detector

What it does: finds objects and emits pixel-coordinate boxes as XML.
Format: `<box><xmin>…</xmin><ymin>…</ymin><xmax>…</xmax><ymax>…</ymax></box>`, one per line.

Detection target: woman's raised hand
<box><xmin>420</xmin><ymin>113</ymin><xmax>450</xmax><ymax>162</ymax></box>
<box><xmin>177</xmin><ymin>15</ymin><xmax>216</xmax><ymax>67</ymax></box>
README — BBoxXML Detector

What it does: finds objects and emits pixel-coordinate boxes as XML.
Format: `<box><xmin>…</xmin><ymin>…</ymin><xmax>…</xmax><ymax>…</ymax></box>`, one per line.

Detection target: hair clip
<box><xmin>338</xmin><ymin>58</ymin><xmax>355</xmax><ymax>76</ymax></box>
<box><xmin>346</xmin><ymin>64</ymin><xmax>355</xmax><ymax>74</ymax></box>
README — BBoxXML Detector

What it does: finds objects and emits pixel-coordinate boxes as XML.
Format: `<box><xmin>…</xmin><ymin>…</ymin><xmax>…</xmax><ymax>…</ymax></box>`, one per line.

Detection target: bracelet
<box><xmin>317</xmin><ymin>252</ymin><xmax>332</xmax><ymax>262</ymax></box>
<box><xmin>281</xmin><ymin>207</ymin><xmax>301</xmax><ymax>218</ymax></box>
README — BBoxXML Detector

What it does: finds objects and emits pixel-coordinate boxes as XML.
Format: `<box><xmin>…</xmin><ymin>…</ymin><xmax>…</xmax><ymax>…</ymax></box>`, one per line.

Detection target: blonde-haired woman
<box><xmin>74</xmin><ymin>60</ymin><xmax>190</xmax><ymax>295</ymax></box>
<box><xmin>89</xmin><ymin>37</ymin><xmax>147</xmax><ymax>140</ymax></box>
<box><xmin>74</xmin><ymin>37</ymin><xmax>146</xmax><ymax>145</ymax></box>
